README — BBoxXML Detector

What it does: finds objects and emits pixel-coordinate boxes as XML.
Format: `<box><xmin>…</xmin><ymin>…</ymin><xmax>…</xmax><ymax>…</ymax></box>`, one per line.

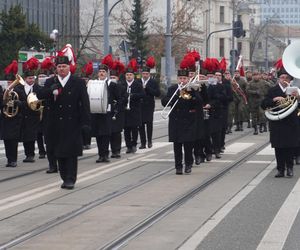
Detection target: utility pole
<box><xmin>165</xmin><ymin>0</ymin><xmax>172</xmax><ymax>86</ymax></box>
<box><xmin>231</xmin><ymin>0</ymin><xmax>236</xmax><ymax>74</ymax></box>
<box><xmin>264</xmin><ymin>18</ymin><xmax>269</xmax><ymax>70</ymax></box>
<box><xmin>103</xmin><ymin>0</ymin><xmax>109</xmax><ymax>55</ymax></box>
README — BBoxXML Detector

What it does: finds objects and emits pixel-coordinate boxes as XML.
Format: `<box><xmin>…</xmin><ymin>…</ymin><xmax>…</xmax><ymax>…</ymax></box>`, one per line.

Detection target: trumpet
<box><xmin>126</xmin><ymin>87</ymin><xmax>131</xmax><ymax>110</ymax></box>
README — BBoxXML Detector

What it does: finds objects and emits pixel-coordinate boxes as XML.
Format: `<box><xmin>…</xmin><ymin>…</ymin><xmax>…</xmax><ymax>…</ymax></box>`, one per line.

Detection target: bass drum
<box><xmin>87</xmin><ymin>80</ymin><xmax>108</xmax><ymax>113</ymax></box>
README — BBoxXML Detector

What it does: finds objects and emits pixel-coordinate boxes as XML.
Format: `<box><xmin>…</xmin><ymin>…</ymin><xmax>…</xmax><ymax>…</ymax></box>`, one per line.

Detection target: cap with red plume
<box><xmin>181</xmin><ymin>53</ymin><xmax>196</xmax><ymax>72</ymax></box>
<box><xmin>111</xmin><ymin>60</ymin><xmax>125</xmax><ymax>77</ymax></box>
<box><xmin>219</xmin><ymin>57</ymin><xmax>227</xmax><ymax>73</ymax></box>
<box><xmin>81</xmin><ymin>61</ymin><xmax>94</xmax><ymax>77</ymax></box>
<box><xmin>202</xmin><ymin>58</ymin><xmax>220</xmax><ymax>74</ymax></box>
<box><xmin>126</xmin><ymin>58</ymin><xmax>138</xmax><ymax>73</ymax></box>
<box><xmin>100</xmin><ymin>54</ymin><xmax>114</xmax><ymax>71</ymax></box>
<box><xmin>56</xmin><ymin>44</ymin><xmax>77</xmax><ymax>74</ymax></box>
<box><xmin>142</xmin><ymin>56</ymin><xmax>156</xmax><ymax>72</ymax></box>
<box><xmin>4</xmin><ymin>60</ymin><xmax>18</xmax><ymax>80</ymax></box>
<box><xmin>23</xmin><ymin>57</ymin><xmax>39</xmax><ymax>77</ymax></box>
<box><xmin>41</xmin><ymin>57</ymin><xmax>56</xmax><ymax>75</ymax></box>
<box><xmin>190</xmin><ymin>50</ymin><xmax>200</xmax><ymax>62</ymax></box>
<box><xmin>274</xmin><ymin>58</ymin><xmax>290</xmax><ymax>77</ymax></box>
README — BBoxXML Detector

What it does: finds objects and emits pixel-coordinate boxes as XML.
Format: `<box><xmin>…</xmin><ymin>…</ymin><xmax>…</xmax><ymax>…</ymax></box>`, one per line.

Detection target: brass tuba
<box><xmin>3</xmin><ymin>74</ymin><xmax>25</xmax><ymax>117</ymax></box>
<box><xmin>27</xmin><ymin>92</ymin><xmax>43</xmax><ymax>111</ymax></box>
<box><xmin>264</xmin><ymin>41</ymin><xmax>300</xmax><ymax>121</ymax></box>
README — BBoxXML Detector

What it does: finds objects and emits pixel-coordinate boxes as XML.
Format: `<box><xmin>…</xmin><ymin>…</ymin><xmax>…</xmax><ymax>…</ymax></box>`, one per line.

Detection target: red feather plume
<box><xmin>190</xmin><ymin>50</ymin><xmax>200</xmax><ymax>62</ymax></box>
<box><xmin>202</xmin><ymin>58</ymin><xmax>220</xmax><ymax>73</ymax></box>
<box><xmin>4</xmin><ymin>60</ymin><xmax>18</xmax><ymax>75</ymax></box>
<box><xmin>127</xmin><ymin>58</ymin><xmax>138</xmax><ymax>72</ymax></box>
<box><xmin>113</xmin><ymin>60</ymin><xmax>125</xmax><ymax>75</ymax></box>
<box><xmin>101</xmin><ymin>54</ymin><xmax>114</xmax><ymax>69</ymax></box>
<box><xmin>274</xmin><ymin>58</ymin><xmax>283</xmax><ymax>70</ymax></box>
<box><xmin>81</xmin><ymin>61</ymin><xmax>93</xmax><ymax>76</ymax></box>
<box><xmin>219</xmin><ymin>57</ymin><xmax>227</xmax><ymax>72</ymax></box>
<box><xmin>24</xmin><ymin>57</ymin><xmax>39</xmax><ymax>71</ymax></box>
<box><xmin>145</xmin><ymin>56</ymin><xmax>156</xmax><ymax>68</ymax></box>
<box><xmin>41</xmin><ymin>57</ymin><xmax>55</xmax><ymax>70</ymax></box>
<box><xmin>70</xmin><ymin>64</ymin><xmax>77</xmax><ymax>74</ymax></box>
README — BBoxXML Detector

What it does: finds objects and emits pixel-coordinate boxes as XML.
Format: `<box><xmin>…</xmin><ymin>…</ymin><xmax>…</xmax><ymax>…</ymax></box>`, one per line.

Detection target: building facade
<box><xmin>0</xmin><ymin>0</ymin><xmax>80</xmax><ymax>49</ymax></box>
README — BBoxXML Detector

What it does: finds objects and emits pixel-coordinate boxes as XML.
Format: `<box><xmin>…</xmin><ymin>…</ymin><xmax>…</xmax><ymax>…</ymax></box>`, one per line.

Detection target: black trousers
<box><xmin>58</xmin><ymin>157</ymin><xmax>78</xmax><ymax>184</ymax></box>
<box><xmin>23</xmin><ymin>141</ymin><xmax>35</xmax><ymax>157</ymax></box>
<box><xmin>110</xmin><ymin>132</ymin><xmax>122</xmax><ymax>154</ymax></box>
<box><xmin>96</xmin><ymin>135</ymin><xmax>110</xmax><ymax>157</ymax></box>
<box><xmin>139</xmin><ymin>122</ymin><xmax>153</xmax><ymax>145</ymax></box>
<box><xmin>275</xmin><ymin>147</ymin><xmax>294</xmax><ymax>172</ymax></box>
<box><xmin>124</xmin><ymin>126</ymin><xmax>138</xmax><ymax>148</ymax></box>
<box><xmin>46</xmin><ymin>144</ymin><xmax>58</xmax><ymax>170</ymax></box>
<box><xmin>82</xmin><ymin>129</ymin><xmax>91</xmax><ymax>146</ymax></box>
<box><xmin>211</xmin><ymin>131</ymin><xmax>222</xmax><ymax>154</ymax></box>
<box><xmin>173</xmin><ymin>141</ymin><xmax>194</xmax><ymax>169</ymax></box>
<box><xmin>4</xmin><ymin>139</ymin><xmax>18</xmax><ymax>163</ymax></box>
<box><xmin>37</xmin><ymin>132</ymin><xmax>46</xmax><ymax>155</ymax></box>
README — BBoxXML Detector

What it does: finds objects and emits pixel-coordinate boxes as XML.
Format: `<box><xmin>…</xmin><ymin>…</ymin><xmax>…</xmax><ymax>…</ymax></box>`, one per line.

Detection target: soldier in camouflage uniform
<box><xmin>245</xmin><ymin>70</ymin><xmax>253</xmax><ymax>128</ymax></box>
<box><xmin>246</xmin><ymin>71</ymin><xmax>267</xmax><ymax>135</ymax></box>
<box><xmin>259</xmin><ymin>72</ymin><xmax>272</xmax><ymax>133</ymax></box>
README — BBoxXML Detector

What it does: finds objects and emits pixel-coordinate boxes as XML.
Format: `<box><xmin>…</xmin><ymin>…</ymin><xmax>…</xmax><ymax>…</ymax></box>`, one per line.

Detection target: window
<box><xmin>219</xmin><ymin>38</ymin><xmax>225</xmax><ymax>57</ymax></box>
<box><xmin>220</xmin><ymin>6</ymin><xmax>225</xmax><ymax>23</ymax></box>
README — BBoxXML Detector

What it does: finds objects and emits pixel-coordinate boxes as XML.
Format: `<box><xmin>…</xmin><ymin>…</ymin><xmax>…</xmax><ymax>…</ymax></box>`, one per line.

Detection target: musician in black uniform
<box><xmin>109</xmin><ymin>69</ymin><xmax>126</xmax><ymax>158</ymax></box>
<box><xmin>90</xmin><ymin>64</ymin><xmax>120</xmax><ymax>163</ymax></box>
<box><xmin>16</xmin><ymin>68</ymin><xmax>42</xmax><ymax>163</ymax></box>
<box><xmin>37</xmin><ymin>56</ymin><xmax>90</xmax><ymax>189</ymax></box>
<box><xmin>1</xmin><ymin>62</ymin><xmax>21</xmax><ymax>167</ymax></box>
<box><xmin>261</xmin><ymin>69</ymin><xmax>300</xmax><ymax>178</ymax></box>
<box><xmin>138</xmin><ymin>65</ymin><xmax>160</xmax><ymax>149</ymax></box>
<box><xmin>162</xmin><ymin>69</ymin><xmax>204</xmax><ymax>174</ymax></box>
<box><xmin>122</xmin><ymin>67</ymin><xmax>145</xmax><ymax>153</ymax></box>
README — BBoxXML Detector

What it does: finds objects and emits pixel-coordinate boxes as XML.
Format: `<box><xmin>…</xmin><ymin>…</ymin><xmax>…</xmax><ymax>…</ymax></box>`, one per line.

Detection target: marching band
<box><xmin>1</xmin><ymin>41</ymin><xmax>300</xmax><ymax>189</ymax></box>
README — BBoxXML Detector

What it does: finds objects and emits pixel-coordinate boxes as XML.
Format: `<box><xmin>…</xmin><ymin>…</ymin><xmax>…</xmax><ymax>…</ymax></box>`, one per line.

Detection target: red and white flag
<box><xmin>236</xmin><ymin>55</ymin><xmax>245</xmax><ymax>77</ymax></box>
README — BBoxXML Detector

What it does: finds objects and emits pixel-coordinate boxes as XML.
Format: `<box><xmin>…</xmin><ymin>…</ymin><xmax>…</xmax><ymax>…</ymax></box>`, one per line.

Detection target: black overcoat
<box><xmin>121</xmin><ymin>80</ymin><xmax>145</xmax><ymax>127</ymax></box>
<box><xmin>1</xmin><ymin>85</ymin><xmax>22</xmax><ymax>140</ymax></box>
<box><xmin>111</xmin><ymin>81</ymin><xmax>126</xmax><ymax>133</ymax></box>
<box><xmin>261</xmin><ymin>84</ymin><xmax>300</xmax><ymax>148</ymax></box>
<box><xmin>91</xmin><ymin>79</ymin><xmax>120</xmax><ymax>137</ymax></box>
<box><xmin>14</xmin><ymin>84</ymin><xmax>41</xmax><ymax>142</ymax></box>
<box><xmin>161</xmin><ymin>84</ymin><xmax>203</xmax><ymax>143</ymax></box>
<box><xmin>139</xmin><ymin>78</ymin><xmax>161</xmax><ymax>123</ymax></box>
<box><xmin>37</xmin><ymin>75</ymin><xmax>91</xmax><ymax>157</ymax></box>
<box><xmin>207</xmin><ymin>83</ymin><xmax>227</xmax><ymax>133</ymax></box>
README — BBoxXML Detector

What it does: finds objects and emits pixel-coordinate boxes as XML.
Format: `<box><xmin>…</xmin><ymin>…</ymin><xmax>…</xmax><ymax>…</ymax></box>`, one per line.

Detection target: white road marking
<box><xmin>141</xmin><ymin>158</ymin><xmax>174</xmax><ymax>162</ymax></box>
<box><xmin>257</xmin><ymin>144</ymin><xmax>273</xmax><ymax>155</ymax></box>
<box><xmin>257</xmin><ymin>176</ymin><xmax>300</xmax><ymax>250</ymax></box>
<box><xmin>246</xmin><ymin>160</ymin><xmax>273</xmax><ymax>164</ymax></box>
<box><xmin>0</xmin><ymin>154</ymin><xmax>156</xmax><ymax>212</ymax></box>
<box><xmin>224</xmin><ymin>142</ymin><xmax>255</xmax><ymax>154</ymax></box>
<box><xmin>178</xmin><ymin>161</ymin><xmax>276</xmax><ymax>250</ymax></box>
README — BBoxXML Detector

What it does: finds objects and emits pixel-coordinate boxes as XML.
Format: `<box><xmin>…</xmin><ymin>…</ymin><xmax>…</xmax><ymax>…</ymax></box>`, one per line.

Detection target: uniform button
<box><xmin>59</xmin><ymin>105</ymin><xmax>62</xmax><ymax>108</ymax></box>
<box><xmin>68</xmin><ymin>105</ymin><xmax>71</xmax><ymax>108</ymax></box>
<box><xmin>68</xmin><ymin>92</ymin><xmax>71</xmax><ymax>95</ymax></box>
<box><xmin>59</xmin><ymin>117</ymin><xmax>63</xmax><ymax>120</ymax></box>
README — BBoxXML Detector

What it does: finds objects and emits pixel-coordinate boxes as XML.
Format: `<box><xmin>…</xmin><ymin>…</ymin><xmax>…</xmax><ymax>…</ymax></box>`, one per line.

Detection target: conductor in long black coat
<box><xmin>121</xmin><ymin>68</ymin><xmax>145</xmax><ymax>153</ymax></box>
<box><xmin>37</xmin><ymin>56</ymin><xmax>91</xmax><ymax>189</ymax></box>
<box><xmin>15</xmin><ymin>71</ymin><xmax>42</xmax><ymax>163</ymax></box>
<box><xmin>161</xmin><ymin>69</ymin><xmax>203</xmax><ymax>175</ymax></box>
<box><xmin>138</xmin><ymin>66</ymin><xmax>160</xmax><ymax>149</ymax></box>
<box><xmin>261</xmin><ymin>71</ymin><xmax>300</xmax><ymax>178</ymax></box>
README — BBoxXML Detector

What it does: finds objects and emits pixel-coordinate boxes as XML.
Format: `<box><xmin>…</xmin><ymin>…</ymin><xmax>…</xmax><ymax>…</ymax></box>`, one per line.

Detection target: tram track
<box><xmin>98</xmin><ymin>139</ymin><xmax>270</xmax><ymax>250</ymax></box>
<box><xmin>0</xmin><ymin>129</ymin><xmax>261</xmax><ymax>249</ymax></box>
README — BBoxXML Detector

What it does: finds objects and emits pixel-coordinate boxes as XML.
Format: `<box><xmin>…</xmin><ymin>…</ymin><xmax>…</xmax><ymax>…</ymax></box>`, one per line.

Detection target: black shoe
<box><xmin>111</xmin><ymin>153</ymin><xmax>118</xmax><ymax>158</ymax></box>
<box><xmin>296</xmin><ymin>156</ymin><xmax>300</xmax><ymax>165</ymax></box>
<box><xmin>139</xmin><ymin>144</ymin><xmax>146</xmax><ymax>149</ymax></box>
<box><xmin>253</xmin><ymin>128</ymin><xmax>258</xmax><ymax>135</ymax></box>
<box><xmin>46</xmin><ymin>168</ymin><xmax>58</xmax><ymax>174</ymax></box>
<box><xmin>39</xmin><ymin>153</ymin><xmax>46</xmax><ymax>159</ymax></box>
<box><xmin>96</xmin><ymin>156</ymin><xmax>104</xmax><ymax>163</ymax></box>
<box><xmin>215</xmin><ymin>153</ymin><xmax>221</xmax><ymax>159</ymax></box>
<box><xmin>126</xmin><ymin>148</ymin><xmax>132</xmax><ymax>154</ymax></box>
<box><xmin>103</xmin><ymin>156</ymin><xmax>110</xmax><ymax>163</ymax></box>
<box><xmin>247</xmin><ymin>121</ymin><xmax>251</xmax><ymax>128</ymax></box>
<box><xmin>61</xmin><ymin>183</ymin><xmax>74</xmax><ymax>189</ymax></box>
<box><xmin>235</xmin><ymin>125</ymin><xmax>240</xmax><ymax>131</ymax></box>
<box><xmin>206</xmin><ymin>154</ymin><xmax>212</xmax><ymax>161</ymax></box>
<box><xmin>275</xmin><ymin>171</ymin><xmax>284</xmax><ymax>178</ymax></box>
<box><xmin>263</xmin><ymin>125</ymin><xmax>267</xmax><ymax>132</ymax></box>
<box><xmin>6</xmin><ymin>162</ymin><xmax>17</xmax><ymax>167</ymax></box>
<box><xmin>132</xmin><ymin>146</ymin><xmax>137</xmax><ymax>153</ymax></box>
<box><xmin>23</xmin><ymin>156</ymin><xmax>35</xmax><ymax>163</ymax></box>
<box><xmin>185</xmin><ymin>166</ymin><xmax>192</xmax><ymax>174</ymax></box>
<box><xmin>286</xmin><ymin>168</ymin><xmax>294</xmax><ymax>178</ymax></box>
<box><xmin>200</xmin><ymin>157</ymin><xmax>205</xmax><ymax>163</ymax></box>
<box><xmin>176</xmin><ymin>168</ymin><xmax>183</xmax><ymax>175</ymax></box>
<box><xmin>148</xmin><ymin>142</ymin><xmax>152</xmax><ymax>148</ymax></box>
<box><xmin>195</xmin><ymin>156</ymin><xmax>201</xmax><ymax>165</ymax></box>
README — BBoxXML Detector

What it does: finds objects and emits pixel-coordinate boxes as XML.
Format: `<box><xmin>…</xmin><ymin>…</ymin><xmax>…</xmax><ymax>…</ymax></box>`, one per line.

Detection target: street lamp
<box><xmin>50</xmin><ymin>29</ymin><xmax>59</xmax><ymax>56</ymax></box>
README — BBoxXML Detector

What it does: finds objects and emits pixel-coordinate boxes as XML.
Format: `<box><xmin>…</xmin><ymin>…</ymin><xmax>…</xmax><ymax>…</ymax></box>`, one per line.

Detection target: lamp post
<box><xmin>50</xmin><ymin>29</ymin><xmax>59</xmax><ymax>56</ymax></box>
<box><xmin>165</xmin><ymin>0</ymin><xmax>172</xmax><ymax>86</ymax></box>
